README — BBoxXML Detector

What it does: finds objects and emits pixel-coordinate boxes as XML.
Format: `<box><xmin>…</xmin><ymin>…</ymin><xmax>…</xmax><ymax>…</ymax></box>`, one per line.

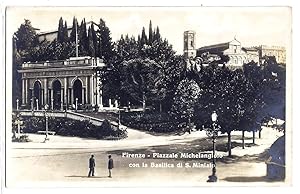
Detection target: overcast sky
<box><xmin>6</xmin><ymin>6</ymin><xmax>291</xmax><ymax>54</ymax></box>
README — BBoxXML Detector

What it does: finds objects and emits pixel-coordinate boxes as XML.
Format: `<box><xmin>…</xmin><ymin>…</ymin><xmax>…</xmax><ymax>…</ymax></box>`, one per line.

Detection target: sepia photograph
<box><xmin>3</xmin><ymin>5</ymin><xmax>292</xmax><ymax>188</ymax></box>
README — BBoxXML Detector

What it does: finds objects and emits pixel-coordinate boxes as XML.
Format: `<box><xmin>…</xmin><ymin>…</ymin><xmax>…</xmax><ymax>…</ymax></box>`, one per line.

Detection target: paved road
<box><xmin>6</xmin><ymin>127</ymin><xmax>285</xmax><ymax>187</ymax></box>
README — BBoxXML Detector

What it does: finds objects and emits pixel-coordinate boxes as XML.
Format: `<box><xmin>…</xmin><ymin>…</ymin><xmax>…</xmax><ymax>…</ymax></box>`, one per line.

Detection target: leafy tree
<box><xmin>34</xmin><ymin>40</ymin><xmax>75</xmax><ymax>60</ymax></box>
<box><xmin>194</xmin><ymin>66</ymin><xmax>264</xmax><ymax>156</ymax></box>
<box><xmin>14</xmin><ymin>19</ymin><xmax>39</xmax><ymax>61</ymax></box>
<box><xmin>171</xmin><ymin>79</ymin><xmax>201</xmax><ymax>132</ymax></box>
<box><xmin>121</xmin><ymin>58</ymin><xmax>158</xmax><ymax>111</ymax></box>
<box><xmin>105</xmin><ymin>21</ymin><xmax>184</xmax><ymax>112</ymax></box>
<box><xmin>12</xmin><ymin>36</ymin><xmax>22</xmax><ymax>107</ymax></box>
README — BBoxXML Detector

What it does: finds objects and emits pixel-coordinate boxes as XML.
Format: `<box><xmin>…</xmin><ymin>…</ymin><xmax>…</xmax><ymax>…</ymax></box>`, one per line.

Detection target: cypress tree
<box><xmin>90</xmin><ymin>23</ymin><xmax>98</xmax><ymax>57</ymax></box>
<box><xmin>140</xmin><ymin>27</ymin><xmax>147</xmax><ymax>46</ymax></box>
<box><xmin>78</xmin><ymin>18</ymin><xmax>88</xmax><ymax>56</ymax></box>
<box><xmin>63</xmin><ymin>21</ymin><xmax>69</xmax><ymax>42</ymax></box>
<box><xmin>70</xmin><ymin>17</ymin><xmax>78</xmax><ymax>43</ymax></box>
<box><xmin>88</xmin><ymin>27</ymin><xmax>95</xmax><ymax>57</ymax></box>
<box><xmin>97</xmin><ymin>18</ymin><xmax>113</xmax><ymax>62</ymax></box>
<box><xmin>148</xmin><ymin>20</ymin><xmax>153</xmax><ymax>45</ymax></box>
<box><xmin>155</xmin><ymin>26</ymin><xmax>161</xmax><ymax>42</ymax></box>
<box><xmin>57</xmin><ymin>17</ymin><xmax>64</xmax><ymax>43</ymax></box>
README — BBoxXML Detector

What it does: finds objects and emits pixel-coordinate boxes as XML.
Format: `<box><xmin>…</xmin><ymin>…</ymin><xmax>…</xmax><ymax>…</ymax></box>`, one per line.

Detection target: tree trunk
<box><xmin>242</xmin><ymin>130</ymin><xmax>245</xmax><ymax>149</ymax></box>
<box><xmin>188</xmin><ymin>117</ymin><xmax>191</xmax><ymax>134</ymax></box>
<box><xmin>252</xmin><ymin>130</ymin><xmax>255</xmax><ymax>144</ymax></box>
<box><xmin>159</xmin><ymin>102</ymin><xmax>162</xmax><ymax>112</ymax></box>
<box><xmin>227</xmin><ymin>132</ymin><xmax>232</xmax><ymax>157</ymax></box>
<box><xmin>142</xmin><ymin>92</ymin><xmax>146</xmax><ymax>112</ymax></box>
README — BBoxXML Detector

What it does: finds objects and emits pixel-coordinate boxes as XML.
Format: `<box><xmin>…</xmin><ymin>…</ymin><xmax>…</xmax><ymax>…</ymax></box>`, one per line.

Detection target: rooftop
<box><xmin>21</xmin><ymin>56</ymin><xmax>105</xmax><ymax>69</ymax></box>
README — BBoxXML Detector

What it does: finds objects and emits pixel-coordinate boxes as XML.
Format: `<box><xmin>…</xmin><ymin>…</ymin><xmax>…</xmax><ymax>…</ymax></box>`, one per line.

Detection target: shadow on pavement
<box><xmin>65</xmin><ymin>175</ymin><xmax>109</xmax><ymax>179</ymax></box>
<box><xmin>221</xmin><ymin>176</ymin><xmax>281</xmax><ymax>182</ymax></box>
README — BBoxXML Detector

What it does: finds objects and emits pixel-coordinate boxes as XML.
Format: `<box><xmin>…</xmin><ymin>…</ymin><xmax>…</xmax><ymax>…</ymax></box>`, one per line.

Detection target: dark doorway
<box><xmin>52</xmin><ymin>80</ymin><xmax>62</xmax><ymax>110</ymax></box>
<box><xmin>73</xmin><ymin>79</ymin><xmax>82</xmax><ymax>104</ymax></box>
<box><xmin>33</xmin><ymin>81</ymin><xmax>42</xmax><ymax>108</ymax></box>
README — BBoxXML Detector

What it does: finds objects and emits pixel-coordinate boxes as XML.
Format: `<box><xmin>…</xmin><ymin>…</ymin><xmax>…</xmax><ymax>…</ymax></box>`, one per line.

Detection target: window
<box><xmin>233</xmin><ymin>45</ymin><xmax>238</xmax><ymax>53</ymax></box>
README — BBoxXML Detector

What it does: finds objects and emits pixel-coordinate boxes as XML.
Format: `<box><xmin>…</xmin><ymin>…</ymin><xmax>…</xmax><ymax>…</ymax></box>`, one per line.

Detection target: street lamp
<box><xmin>15</xmin><ymin>113</ymin><xmax>22</xmax><ymax>138</ymax></box>
<box><xmin>205</xmin><ymin>111</ymin><xmax>220</xmax><ymax>182</ymax></box>
<box><xmin>75</xmin><ymin>98</ymin><xmax>78</xmax><ymax>111</ymax></box>
<box><xmin>118</xmin><ymin>100</ymin><xmax>122</xmax><ymax>128</ymax></box>
<box><xmin>44</xmin><ymin>104</ymin><xmax>49</xmax><ymax>142</ymax></box>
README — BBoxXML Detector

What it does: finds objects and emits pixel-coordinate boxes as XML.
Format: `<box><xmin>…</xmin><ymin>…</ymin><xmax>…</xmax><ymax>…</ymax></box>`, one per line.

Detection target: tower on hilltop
<box><xmin>183</xmin><ymin>30</ymin><xmax>196</xmax><ymax>59</ymax></box>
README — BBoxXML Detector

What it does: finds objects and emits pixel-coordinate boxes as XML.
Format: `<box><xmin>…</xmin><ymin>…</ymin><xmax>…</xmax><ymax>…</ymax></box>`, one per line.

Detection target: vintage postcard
<box><xmin>3</xmin><ymin>6</ymin><xmax>292</xmax><ymax>188</ymax></box>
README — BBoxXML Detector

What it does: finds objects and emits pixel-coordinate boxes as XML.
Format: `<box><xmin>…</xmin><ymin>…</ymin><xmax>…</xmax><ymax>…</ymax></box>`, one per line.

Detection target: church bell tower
<box><xmin>183</xmin><ymin>30</ymin><xmax>196</xmax><ymax>59</ymax></box>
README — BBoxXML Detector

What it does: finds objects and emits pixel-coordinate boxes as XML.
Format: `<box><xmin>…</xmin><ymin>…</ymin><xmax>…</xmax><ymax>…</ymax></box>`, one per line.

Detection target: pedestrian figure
<box><xmin>88</xmin><ymin>154</ymin><xmax>95</xmax><ymax>177</ymax></box>
<box><xmin>108</xmin><ymin>155</ymin><xmax>114</xmax><ymax>178</ymax></box>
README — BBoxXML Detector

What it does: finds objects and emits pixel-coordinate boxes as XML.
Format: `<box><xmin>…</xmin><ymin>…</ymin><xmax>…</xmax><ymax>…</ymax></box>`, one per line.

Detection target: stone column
<box><xmin>85</xmin><ymin>77</ymin><xmax>89</xmax><ymax>104</ymax></box>
<box><xmin>36</xmin><ymin>99</ymin><xmax>39</xmax><ymax>110</ymax></box>
<box><xmin>99</xmin><ymin>88</ymin><xmax>103</xmax><ymax>108</ymax></box>
<box><xmin>82</xmin><ymin>88</ymin><xmax>85</xmax><ymax>104</ymax></box>
<box><xmin>22</xmin><ymin>79</ymin><xmax>25</xmax><ymax>105</ymax></box>
<box><xmin>41</xmin><ymin>89</ymin><xmax>44</xmax><ymax>105</ymax></box>
<box><xmin>50</xmin><ymin>89</ymin><xmax>54</xmax><ymax>110</ymax></box>
<box><xmin>64</xmin><ymin>78</ymin><xmax>67</xmax><ymax>109</ymax></box>
<box><xmin>61</xmin><ymin>88</ymin><xmax>64</xmax><ymax>110</ymax></box>
<box><xmin>71</xmin><ymin>88</ymin><xmax>74</xmax><ymax>105</ymax></box>
<box><xmin>109</xmin><ymin>99</ymin><xmax>113</xmax><ymax>108</ymax></box>
<box><xmin>91</xmin><ymin>75</ymin><xmax>94</xmax><ymax>105</ymax></box>
<box><xmin>51</xmin><ymin>98</ymin><xmax>54</xmax><ymax>110</ymax></box>
<box><xmin>44</xmin><ymin>79</ymin><xmax>48</xmax><ymax>105</ymax></box>
<box><xmin>97</xmin><ymin>77</ymin><xmax>103</xmax><ymax>108</ymax></box>
<box><xmin>25</xmin><ymin>79</ymin><xmax>28</xmax><ymax>104</ymax></box>
<box><xmin>31</xmin><ymin>89</ymin><xmax>34</xmax><ymax>109</ymax></box>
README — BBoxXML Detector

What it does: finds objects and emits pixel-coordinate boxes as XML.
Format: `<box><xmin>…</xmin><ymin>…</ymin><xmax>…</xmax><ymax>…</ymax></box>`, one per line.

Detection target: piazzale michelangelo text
<box><xmin>121</xmin><ymin>152</ymin><xmax>224</xmax><ymax>159</ymax></box>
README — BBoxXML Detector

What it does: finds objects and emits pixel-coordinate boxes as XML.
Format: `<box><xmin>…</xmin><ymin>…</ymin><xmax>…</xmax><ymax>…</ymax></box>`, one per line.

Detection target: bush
<box><xmin>12</xmin><ymin>134</ymin><xmax>31</xmax><ymax>142</ymax></box>
<box><xmin>20</xmin><ymin>116</ymin><xmax>127</xmax><ymax>140</ymax></box>
<box><xmin>121</xmin><ymin>112</ymin><xmax>182</xmax><ymax>133</ymax></box>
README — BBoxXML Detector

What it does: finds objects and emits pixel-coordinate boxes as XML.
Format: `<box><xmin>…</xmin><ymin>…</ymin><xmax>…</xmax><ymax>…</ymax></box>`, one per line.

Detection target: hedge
<box><xmin>14</xmin><ymin>116</ymin><xmax>127</xmax><ymax>140</ymax></box>
<box><xmin>121</xmin><ymin>112</ymin><xmax>183</xmax><ymax>133</ymax></box>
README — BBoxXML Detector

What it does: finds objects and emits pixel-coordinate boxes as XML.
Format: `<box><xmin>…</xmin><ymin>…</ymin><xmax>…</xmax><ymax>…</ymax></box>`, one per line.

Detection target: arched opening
<box><xmin>52</xmin><ymin>80</ymin><xmax>62</xmax><ymax>110</ymax></box>
<box><xmin>73</xmin><ymin>79</ymin><xmax>83</xmax><ymax>104</ymax></box>
<box><xmin>33</xmin><ymin>81</ymin><xmax>42</xmax><ymax>108</ymax></box>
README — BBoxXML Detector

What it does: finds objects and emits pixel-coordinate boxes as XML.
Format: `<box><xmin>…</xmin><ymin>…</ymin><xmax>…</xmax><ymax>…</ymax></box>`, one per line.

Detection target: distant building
<box><xmin>183</xmin><ymin>30</ymin><xmax>197</xmax><ymax>59</ymax></box>
<box><xmin>242</xmin><ymin>47</ymin><xmax>260</xmax><ymax>64</ymax></box>
<box><xmin>197</xmin><ymin>38</ymin><xmax>256</xmax><ymax>67</ymax></box>
<box><xmin>38</xmin><ymin>27</ymin><xmax>72</xmax><ymax>42</ymax></box>
<box><xmin>37</xmin><ymin>21</ymin><xmax>95</xmax><ymax>42</ymax></box>
<box><xmin>255</xmin><ymin>45</ymin><xmax>286</xmax><ymax>64</ymax></box>
<box><xmin>184</xmin><ymin>30</ymin><xmax>286</xmax><ymax>68</ymax></box>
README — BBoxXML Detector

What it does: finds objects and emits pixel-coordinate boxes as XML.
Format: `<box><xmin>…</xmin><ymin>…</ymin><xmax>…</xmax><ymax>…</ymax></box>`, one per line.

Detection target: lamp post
<box><xmin>205</xmin><ymin>111</ymin><xmax>220</xmax><ymax>182</ymax></box>
<box><xmin>75</xmin><ymin>98</ymin><xmax>78</xmax><ymax>111</ymax></box>
<box><xmin>16</xmin><ymin>99</ymin><xmax>19</xmax><ymax>111</ymax></box>
<box><xmin>118</xmin><ymin>99</ymin><xmax>121</xmax><ymax>127</ymax></box>
<box><xmin>44</xmin><ymin>104</ymin><xmax>49</xmax><ymax>142</ymax></box>
<box><xmin>15</xmin><ymin>113</ymin><xmax>22</xmax><ymax>138</ymax></box>
<box><xmin>36</xmin><ymin>99</ymin><xmax>39</xmax><ymax>110</ymax></box>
